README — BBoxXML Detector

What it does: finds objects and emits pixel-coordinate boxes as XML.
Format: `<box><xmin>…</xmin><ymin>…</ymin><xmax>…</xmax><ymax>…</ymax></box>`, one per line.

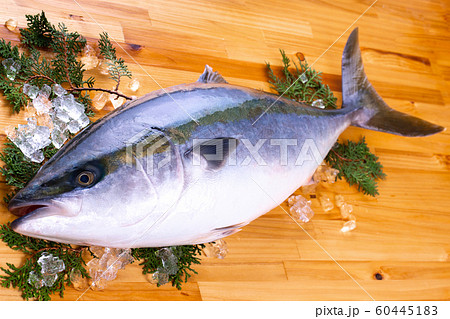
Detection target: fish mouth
<box><xmin>8</xmin><ymin>198</ymin><xmax>74</xmax><ymax>234</ymax></box>
<box><xmin>9</xmin><ymin>203</ymin><xmax>49</xmax><ymax>217</ymax></box>
<box><xmin>9</xmin><ymin>201</ymin><xmax>52</xmax><ymax>234</ymax></box>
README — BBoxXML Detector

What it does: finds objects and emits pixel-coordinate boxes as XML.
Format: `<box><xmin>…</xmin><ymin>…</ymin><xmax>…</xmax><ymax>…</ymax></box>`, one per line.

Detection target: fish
<box><xmin>8</xmin><ymin>28</ymin><xmax>444</xmax><ymax>248</ymax></box>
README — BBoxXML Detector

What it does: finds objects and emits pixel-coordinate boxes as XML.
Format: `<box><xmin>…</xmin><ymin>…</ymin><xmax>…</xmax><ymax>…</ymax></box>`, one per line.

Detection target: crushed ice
<box><xmin>2</xmin><ymin>58</ymin><xmax>21</xmax><ymax>81</ymax></box>
<box><xmin>148</xmin><ymin>247</ymin><xmax>179</xmax><ymax>286</ymax></box>
<box><xmin>28</xmin><ymin>252</ymin><xmax>65</xmax><ymax>288</ymax></box>
<box><xmin>5</xmin><ymin>83</ymin><xmax>90</xmax><ymax>163</ymax></box>
<box><xmin>202</xmin><ymin>239</ymin><xmax>228</xmax><ymax>259</ymax></box>
<box><xmin>84</xmin><ymin>247</ymin><xmax>134</xmax><ymax>291</ymax></box>
<box><xmin>288</xmin><ymin>194</ymin><xmax>315</xmax><ymax>223</ymax></box>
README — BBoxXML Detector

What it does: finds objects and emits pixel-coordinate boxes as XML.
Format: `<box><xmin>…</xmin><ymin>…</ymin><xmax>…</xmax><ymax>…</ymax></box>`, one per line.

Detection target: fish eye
<box><xmin>76</xmin><ymin>171</ymin><xmax>95</xmax><ymax>187</ymax></box>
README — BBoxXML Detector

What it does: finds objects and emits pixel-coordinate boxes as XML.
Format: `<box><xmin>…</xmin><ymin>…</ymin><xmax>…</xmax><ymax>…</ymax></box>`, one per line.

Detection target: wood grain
<box><xmin>0</xmin><ymin>0</ymin><xmax>449</xmax><ymax>301</ymax></box>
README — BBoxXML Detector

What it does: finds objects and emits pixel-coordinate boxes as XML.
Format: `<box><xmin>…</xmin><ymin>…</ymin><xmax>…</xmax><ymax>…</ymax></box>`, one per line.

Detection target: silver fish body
<box><xmin>8</xmin><ymin>29</ymin><xmax>443</xmax><ymax>247</ymax></box>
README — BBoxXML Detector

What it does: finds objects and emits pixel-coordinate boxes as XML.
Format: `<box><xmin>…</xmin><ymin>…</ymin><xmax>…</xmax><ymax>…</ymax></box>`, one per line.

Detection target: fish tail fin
<box><xmin>341</xmin><ymin>28</ymin><xmax>444</xmax><ymax>137</ymax></box>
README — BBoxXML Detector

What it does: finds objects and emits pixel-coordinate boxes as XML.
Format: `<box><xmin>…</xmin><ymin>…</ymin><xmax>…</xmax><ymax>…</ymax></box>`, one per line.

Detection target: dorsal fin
<box><xmin>197</xmin><ymin>65</ymin><xmax>228</xmax><ymax>84</ymax></box>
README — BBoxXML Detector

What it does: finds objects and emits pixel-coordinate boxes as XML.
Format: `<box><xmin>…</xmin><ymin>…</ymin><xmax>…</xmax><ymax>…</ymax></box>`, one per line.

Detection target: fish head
<box><xmin>8</xmin><ymin>146</ymin><xmax>163</xmax><ymax>246</ymax></box>
<box><xmin>5</xmin><ymin>111</ymin><xmax>191</xmax><ymax>247</ymax></box>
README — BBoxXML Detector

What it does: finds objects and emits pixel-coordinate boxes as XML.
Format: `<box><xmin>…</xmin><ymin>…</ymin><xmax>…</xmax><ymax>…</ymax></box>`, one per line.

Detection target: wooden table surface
<box><xmin>0</xmin><ymin>0</ymin><xmax>449</xmax><ymax>301</ymax></box>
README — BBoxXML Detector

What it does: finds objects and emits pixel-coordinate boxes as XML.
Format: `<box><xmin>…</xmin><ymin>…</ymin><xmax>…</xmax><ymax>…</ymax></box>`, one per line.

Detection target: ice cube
<box><xmin>91</xmin><ymin>92</ymin><xmax>108</xmax><ymax>110</ymax></box>
<box><xmin>80</xmin><ymin>44</ymin><xmax>99</xmax><ymax>70</ymax></box>
<box><xmin>203</xmin><ymin>239</ymin><xmax>228</xmax><ymax>259</ymax></box>
<box><xmin>335</xmin><ymin>194</ymin><xmax>345</xmax><ymax>208</ymax></box>
<box><xmin>325</xmin><ymin>167</ymin><xmax>339</xmax><ymax>183</ymax></box>
<box><xmin>40</xmin><ymin>84</ymin><xmax>52</xmax><ymax>99</ymax></box>
<box><xmin>319</xmin><ymin>194</ymin><xmax>334</xmax><ymax>212</ymax></box>
<box><xmin>26</xmin><ymin>117</ymin><xmax>37</xmax><ymax>128</ymax></box>
<box><xmin>340</xmin><ymin>220</ymin><xmax>356</xmax><ymax>233</ymax></box>
<box><xmin>85</xmin><ymin>246</ymin><xmax>133</xmax><ymax>290</ymax></box>
<box><xmin>23</xmin><ymin>83</ymin><xmax>40</xmax><ymax>99</ymax></box>
<box><xmin>42</xmin><ymin>273</ymin><xmax>58</xmax><ymax>287</ymax></box>
<box><xmin>52</xmin><ymin>83</ymin><xmax>67</xmax><ymax>97</ymax></box>
<box><xmin>313</xmin><ymin>163</ymin><xmax>339</xmax><ymax>184</ymax></box>
<box><xmin>37</xmin><ymin>252</ymin><xmax>65</xmax><ymax>275</ymax></box>
<box><xmin>339</xmin><ymin>203</ymin><xmax>353</xmax><ymax>220</ymax></box>
<box><xmin>156</xmin><ymin>248</ymin><xmax>179</xmax><ymax>275</ymax></box>
<box><xmin>28</xmin><ymin>271</ymin><xmax>43</xmax><ymax>289</ymax></box>
<box><xmin>53</xmin><ymin>94</ymin><xmax>84</xmax><ymax>119</ymax></box>
<box><xmin>128</xmin><ymin>78</ymin><xmax>140</xmax><ymax>92</ymax></box>
<box><xmin>2</xmin><ymin>58</ymin><xmax>21</xmax><ymax>80</ymax></box>
<box><xmin>54</xmin><ymin>108</ymin><xmax>71</xmax><ymax>123</ymax></box>
<box><xmin>32</xmin><ymin>93</ymin><xmax>52</xmax><ymax>115</ymax></box>
<box><xmin>29</xmin><ymin>125</ymin><xmax>51</xmax><ymax>149</ymax></box>
<box><xmin>28</xmin><ymin>150</ymin><xmax>44</xmax><ymax>163</ymax></box>
<box><xmin>97</xmin><ymin>60</ymin><xmax>111</xmax><ymax>75</ymax></box>
<box><xmin>10</xmin><ymin>120</ymin><xmax>51</xmax><ymax>162</ymax></box>
<box><xmin>86</xmin><ymin>258</ymin><xmax>108</xmax><ymax>290</ymax></box>
<box><xmin>149</xmin><ymin>270</ymin><xmax>169</xmax><ymax>286</ymax></box>
<box><xmin>67</xmin><ymin>119</ymin><xmax>83</xmax><ymax>134</ymax></box>
<box><xmin>312</xmin><ymin>99</ymin><xmax>325</xmax><ymax>109</ymax></box>
<box><xmin>299</xmin><ymin>73</ymin><xmax>308</xmax><ymax>84</ymax></box>
<box><xmin>64</xmin><ymin>95</ymin><xmax>85</xmax><ymax>119</ymax></box>
<box><xmin>5</xmin><ymin>18</ymin><xmax>18</xmax><ymax>31</ymax></box>
<box><xmin>36</xmin><ymin>113</ymin><xmax>53</xmax><ymax>130</ymax></box>
<box><xmin>287</xmin><ymin>194</ymin><xmax>315</xmax><ymax>223</ymax></box>
<box><xmin>313</xmin><ymin>164</ymin><xmax>326</xmax><ymax>183</ymax></box>
<box><xmin>23</xmin><ymin>106</ymin><xmax>37</xmax><ymax>119</ymax></box>
<box><xmin>89</xmin><ymin>246</ymin><xmax>105</xmax><ymax>259</ymax></box>
<box><xmin>51</xmin><ymin>128</ymin><xmax>69</xmax><ymax>149</ymax></box>
<box><xmin>301</xmin><ymin>182</ymin><xmax>318</xmax><ymax>194</ymax></box>
<box><xmin>4</xmin><ymin>125</ymin><xmax>18</xmax><ymax>140</ymax></box>
<box><xmin>70</xmin><ymin>269</ymin><xmax>89</xmax><ymax>291</ymax></box>
<box><xmin>116</xmin><ymin>249</ymin><xmax>134</xmax><ymax>269</ymax></box>
<box><xmin>109</xmin><ymin>94</ymin><xmax>125</xmax><ymax>109</ymax></box>
<box><xmin>78</xmin><ymin>113</ymin><xmax>90</xmax><ymax>129</ymax></box>
<box><xmin>15</xmin><ymin>139</ymin><xmax>36</xmax><ymax>159</ymax></box>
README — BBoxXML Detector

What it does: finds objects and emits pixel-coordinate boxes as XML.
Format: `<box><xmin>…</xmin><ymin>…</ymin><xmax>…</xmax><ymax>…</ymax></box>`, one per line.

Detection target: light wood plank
<box><xmin>0</xmin><ymin>0</ymin><xmax>449</xmax><ymax>301</ymax></box>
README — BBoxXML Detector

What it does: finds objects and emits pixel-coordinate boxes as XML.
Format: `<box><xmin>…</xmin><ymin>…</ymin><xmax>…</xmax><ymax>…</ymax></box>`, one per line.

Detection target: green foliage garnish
<box><xmin>19</xmin><ymin>11</ymin><xmax>53</xmax><ymax>48</ymax></box>
<box><xmin>266</xmin><ymin>50</ymin><xmax>337</xmax><ymax>108</ymax></box>
<box><xmin>0</xmin><ymin>40</ymin><xmax>32</xmax><ymax>112</ymax></box>
<box><xmin>325</xmin><ymin>137</ymin><xmax>386</xmax><ymax>196</ymax></box>
<box><xmin>268</xmin><ymin>49</ymin><xmax>385</xmax><ymax>196</ymax></box>
<box><xmin>0</xmin><ymin>223</ymin><xmax>89</xmax><ymax>301</ymax></box>
<box><xmin>0</xmin><ymin>11</ymin><xmax>129</xmax><ymax>114</ymax></box>
<box><xmin>0</xmin><ymin>141</ymin><xmax>56</xmax><ymax>203</ymax></box>
<box><xmin>98</xmin><ymin>32</ymin><xmax>132</xmax><ymax>90</ymax></box>
<box><xmin>132</xmin><ymin>245</ymin><xmax>205</xmax><ymax>290</ymax></box>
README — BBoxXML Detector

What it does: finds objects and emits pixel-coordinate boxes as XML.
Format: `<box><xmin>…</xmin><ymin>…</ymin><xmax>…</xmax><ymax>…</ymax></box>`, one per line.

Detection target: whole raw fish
<box><xmin>8</xmin><ymin>29</ymin><xmax>443</xmax><ymax>248</ymax></box>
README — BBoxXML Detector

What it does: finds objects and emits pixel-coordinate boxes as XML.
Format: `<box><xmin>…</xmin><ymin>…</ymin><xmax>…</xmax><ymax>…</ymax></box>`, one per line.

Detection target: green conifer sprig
<box><xmin>0</xmin><ymin>141</ymin><xmax>56</xmax><ymax>203</ymax></box>
<box><xmin>266</xmin><ymin>50</ymin><xmax>337</xmax><ymax>108</ymax></box>
<box><xmin>267</xmin><ymin>50</ymin><xmax>385</xmax><ymax>196</ymax></box>
<box><xmin>0</xmin><ymin>11</ymin><xmax>130</xmax><ymax>114</ymax></box>
<box><xmin>325</xmin><ymin>137</ymin><xmax>386</xmax><ymax>196</ymax></box>
<box><xmin>0</xmin><ymin>223</ymin><xmax>89</xmax><ymax>301</ymax></box>
<box><xmin>98</xmin><ymin>32</ymin><xmax>132</xmax><ymax>91</ymax></box>
<box><xmin>132</xmin><ymin>244</ymin><xmax>205</xmax><ymax>290</ymax></box>
<box><xmin>0</xmin><ymin>40</ymin><xmax>32</xmax><ymax>112</ymax></box>
<box><xmin>20</xmin><ymin>11</ymin><xmax>53</xmax><ymax>48</ymax></box>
